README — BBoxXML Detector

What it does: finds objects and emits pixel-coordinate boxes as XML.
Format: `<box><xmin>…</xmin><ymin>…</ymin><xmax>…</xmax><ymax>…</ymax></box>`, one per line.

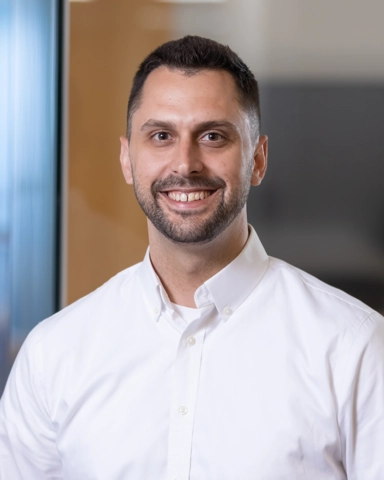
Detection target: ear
<box><xmin>119</xmin><ymin>136</ymin><xmax>133</xmax><ymax>185</ymax></box>
<box><xmin>250</xmin><ymin>135</ymin><xmax>268</xmax><ymax>186</ymax></box>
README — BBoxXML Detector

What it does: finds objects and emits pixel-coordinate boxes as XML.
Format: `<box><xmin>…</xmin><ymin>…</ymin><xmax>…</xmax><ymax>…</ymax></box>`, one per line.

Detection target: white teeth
<box><xmin>167</xmin><ymin>190</ymin><xmax>212</xmax><ymax>203</ymax></box>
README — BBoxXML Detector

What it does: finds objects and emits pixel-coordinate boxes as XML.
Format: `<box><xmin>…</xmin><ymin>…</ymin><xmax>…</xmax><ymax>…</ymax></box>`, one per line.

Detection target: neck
<box><xmin>148</xmin><ymin>213</ymin><xmax>249</xmax><ymax>307</ymax></box>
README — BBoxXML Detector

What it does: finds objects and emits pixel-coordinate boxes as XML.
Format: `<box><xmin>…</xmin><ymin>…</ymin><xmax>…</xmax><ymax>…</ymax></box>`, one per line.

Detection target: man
<box><xmin>0</xmin><ymin>36</ymin><xmax>383</xmax><ymax>479</ymax></box>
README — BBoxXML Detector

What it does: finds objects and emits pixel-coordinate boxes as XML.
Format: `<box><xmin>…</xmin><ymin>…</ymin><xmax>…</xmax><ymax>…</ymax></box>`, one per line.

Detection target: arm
<box><xmin>0</xmin><ymin>325</ymin><xmax>63</xmax><ymax>479</ymax></box>
<box><xmin>338</xmin><ymin>311</ymin><xmax>384</xmax><ymax>479</ymax></box>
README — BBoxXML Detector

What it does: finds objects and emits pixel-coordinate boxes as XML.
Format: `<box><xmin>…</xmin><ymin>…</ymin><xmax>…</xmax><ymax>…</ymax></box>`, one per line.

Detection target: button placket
<box><xmin>166</xmin><ymin>322</ymin><xmax>208</xmax><ymax>480</ymax></box>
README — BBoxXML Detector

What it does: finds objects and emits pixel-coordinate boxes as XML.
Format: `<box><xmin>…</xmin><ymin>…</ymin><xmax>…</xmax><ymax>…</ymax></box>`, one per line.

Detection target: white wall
<box><xmin>171</xmin><ymin>0</ymin><xmax>384</xmax><ymax>81</ymax></box>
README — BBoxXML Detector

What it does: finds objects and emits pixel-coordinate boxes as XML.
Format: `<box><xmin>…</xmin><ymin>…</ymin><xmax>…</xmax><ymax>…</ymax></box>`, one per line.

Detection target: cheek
<box><xmin>224</xmin><ymin>166</ymin><xmax>253</xmax><ymax>198</ymax></box>
<box><xmin>131</xmin><ymin>158</ymin><xmax>157</xmax><ymax>185</ymax></box>
<box><xmin>133</xmin><ymin>174</ymin><xmax>155</xmax><ymax>197</ymax></box>
<box><xmin>133</xmin><ymin>150</ymin><xmax>168</xmax><ymax>179</ymax></box>
<box><xmin>213</xmin><ymin>147</ymin><xmax>247</xmax><ymax>175</ymax></box>
<box><xmin>218</xmin><ymin>159</ymin><xmax>248</xmax><ymax>184</ymax></box>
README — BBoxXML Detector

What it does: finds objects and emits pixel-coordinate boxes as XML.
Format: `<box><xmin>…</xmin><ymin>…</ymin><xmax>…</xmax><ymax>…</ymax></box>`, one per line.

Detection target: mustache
<box><xmin>152</xmin><ymin>175</ymin><xmax>226</xmax><ymax>194</ymax></box>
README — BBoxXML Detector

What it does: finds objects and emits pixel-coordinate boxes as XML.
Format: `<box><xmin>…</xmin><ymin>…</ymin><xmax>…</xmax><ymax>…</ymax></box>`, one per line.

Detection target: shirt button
<box><xmin>187</xmin><ymin>336</ymin><xmax>196</xmax><ymax>346</ymax></box>
<box><xmin>223</xmin><ymin>306</ymin><xmax>232</xmax><ymax>316</ymax></box>
<box><xmin>153</xmin><ymin>306</ymin><xmax>160</xmax><ymax>315</ymax></box>
<box><xmin>178</xmin><ymin>406</ymin><xmax>188</xmax><ymax>415</ymax></box>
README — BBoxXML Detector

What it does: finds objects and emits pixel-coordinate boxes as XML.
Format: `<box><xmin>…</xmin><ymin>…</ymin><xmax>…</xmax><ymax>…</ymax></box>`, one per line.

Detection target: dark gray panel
<box><xmin>248</xmin><ymin>84</ymin><xmax>384</xmax><ymax>310</ymax></box>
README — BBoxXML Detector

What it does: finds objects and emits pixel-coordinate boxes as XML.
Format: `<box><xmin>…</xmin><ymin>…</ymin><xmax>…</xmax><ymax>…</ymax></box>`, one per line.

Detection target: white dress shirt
<box><xmin>1</xmin><ymin>227</ymin><xmax>384</xmax><ymax>480</ymax></box>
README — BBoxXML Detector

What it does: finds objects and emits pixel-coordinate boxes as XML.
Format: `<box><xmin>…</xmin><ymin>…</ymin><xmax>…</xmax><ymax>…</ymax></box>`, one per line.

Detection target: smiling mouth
<box><xmin>166</xmin><ymin>190</ymin><xmax>214</xmax><ymax>203</ymax></box>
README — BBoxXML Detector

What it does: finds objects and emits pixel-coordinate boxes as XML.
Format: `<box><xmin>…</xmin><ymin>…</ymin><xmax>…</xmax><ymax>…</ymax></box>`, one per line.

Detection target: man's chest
<box><xmin>52</xmin><ymin>315</ymin><xmax>345</xmax><ymax>480</ymax></box>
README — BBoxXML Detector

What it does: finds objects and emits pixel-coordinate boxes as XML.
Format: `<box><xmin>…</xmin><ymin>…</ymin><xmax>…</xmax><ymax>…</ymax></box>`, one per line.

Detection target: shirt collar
<box><xmin>137</xmin><ymin>249</ymin><xmax>164</xmax><ymax>322</ymax></box>
<box><xmin>199</xmin><ymin>225</ymin><xmax>269</xmax><ymax>321</ymax></box>
<box><xmin>138</xmin><ymin>225</ymin><xmax>269</xmax><ymax>323</ymax></box>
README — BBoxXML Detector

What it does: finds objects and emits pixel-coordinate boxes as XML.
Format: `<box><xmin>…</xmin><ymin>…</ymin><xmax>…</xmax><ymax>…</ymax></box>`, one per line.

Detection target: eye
<box><xmin>153</xmin><ymin>131</ymin><xmax>170</xmax><ymax>141</ymax></box>
<box><xmin>202</xmin><ymin>132</ymin><xmax>223</xmax><ymax>142</ymax></box>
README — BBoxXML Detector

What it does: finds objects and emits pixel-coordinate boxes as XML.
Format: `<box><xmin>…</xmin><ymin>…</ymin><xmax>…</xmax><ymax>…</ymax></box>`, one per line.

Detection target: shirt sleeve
<box><xmin>337</xmin><ymin>311</ymin><xmax>384</xmax><ymax>479</ymax></box>
<box><xmin>0</xmin><ymin>325</ymin><xmax>63</xmax><ymax>479</ymax></box>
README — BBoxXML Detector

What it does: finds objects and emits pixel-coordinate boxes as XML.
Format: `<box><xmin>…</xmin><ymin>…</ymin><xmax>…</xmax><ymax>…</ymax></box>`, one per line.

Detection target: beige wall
<box><xmin>68</xmin><ymin>0</ymin><xmax>171</xmax><ymax>304</ymax></box>
<box><xmin>173</xmin><ymin>0</ymin><xmax>384</xmax><ymax>81</ymax></box>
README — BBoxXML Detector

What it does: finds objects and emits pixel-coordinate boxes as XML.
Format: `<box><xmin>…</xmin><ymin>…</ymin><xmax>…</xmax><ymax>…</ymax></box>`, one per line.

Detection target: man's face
<box><xmin>120</xmin><ymin>67</ymin><xmax>267</xmax><ymax>244</ymax></box>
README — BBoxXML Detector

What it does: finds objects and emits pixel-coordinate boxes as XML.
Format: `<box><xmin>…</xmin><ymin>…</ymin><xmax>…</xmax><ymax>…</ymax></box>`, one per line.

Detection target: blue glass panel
<box><xmin>0</xmin><ymin>0</ymin><xmax>60</xmax><ymax>394</ymax></box>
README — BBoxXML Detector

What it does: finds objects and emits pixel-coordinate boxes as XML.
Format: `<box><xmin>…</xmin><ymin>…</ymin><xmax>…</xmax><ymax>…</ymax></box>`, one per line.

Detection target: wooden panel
<box><xmin>67</xmin><ymin>0</ymin><xmax>171</xmax><ymax>303</ymax></box>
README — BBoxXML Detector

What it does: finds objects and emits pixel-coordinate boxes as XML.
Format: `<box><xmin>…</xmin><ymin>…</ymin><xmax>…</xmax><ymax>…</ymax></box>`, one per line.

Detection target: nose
<box><xmin>170</xmin><ymin>136</ymin><xmax>203</xmax><ymax>177</ymax></box>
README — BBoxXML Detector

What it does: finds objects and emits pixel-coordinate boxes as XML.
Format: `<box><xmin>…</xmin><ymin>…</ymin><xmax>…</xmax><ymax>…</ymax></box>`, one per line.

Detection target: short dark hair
<box><xmin>126</xmin><ymin>35</ymin><xmax>261</xmax><ymax>140</ymax></box>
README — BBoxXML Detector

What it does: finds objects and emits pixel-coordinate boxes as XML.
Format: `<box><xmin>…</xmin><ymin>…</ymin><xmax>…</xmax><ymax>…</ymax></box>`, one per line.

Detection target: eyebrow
<box><xmin>140</xmin><ymin>120</ymin><xmax>176</xmax><ymax>131</ymax></box>
<box><xmin>195</xmin><ymin>120</ymin><xmax>238</xmax><ymax>132</ymax></box>
<box><xmin>140</xmin><ymin>119</ymin><xmax>238</xmax><ymax>133</ymax></box>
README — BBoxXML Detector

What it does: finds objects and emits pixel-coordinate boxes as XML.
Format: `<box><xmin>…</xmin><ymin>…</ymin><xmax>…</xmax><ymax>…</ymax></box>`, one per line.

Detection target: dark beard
<box><xmin>132</xmin><ymin>174</ymin><xmax>250</xmax><ymax>244</ymax></box>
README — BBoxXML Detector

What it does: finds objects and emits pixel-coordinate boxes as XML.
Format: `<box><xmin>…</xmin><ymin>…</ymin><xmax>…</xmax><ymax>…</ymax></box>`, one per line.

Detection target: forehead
<box><xmin>133</xmin><ymin>67</ymin><xmax>245</xmax><ymax>127</ymax></box>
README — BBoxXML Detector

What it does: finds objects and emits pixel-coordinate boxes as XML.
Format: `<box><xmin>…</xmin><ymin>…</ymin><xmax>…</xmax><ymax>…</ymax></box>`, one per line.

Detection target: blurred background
<box><xmin>1</xmin><ymin>0</ymin><xmax>384</xmax><ymax>394</ymax></box>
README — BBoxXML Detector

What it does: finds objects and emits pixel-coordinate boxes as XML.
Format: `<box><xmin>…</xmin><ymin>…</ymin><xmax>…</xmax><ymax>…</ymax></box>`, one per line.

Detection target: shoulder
<box><xmin>266</xmin><ymin>257</ymin><xmax>384</xmax><ymax>345</ymax></box>
<box><xmin>263</xmin><ymin>257</ymin><xmax>384</xmax><ymax>382</ymax></box>
<box><xmin>25</xmin><ymin>261</ymin><xmax>144</xmax><ymax>350</ymax></box>
<box><xmin>270</xmin><ymin>257</ymin><xmax>375</xmax><ymax>318</ymax></box>
<box><xmin>13</xmin><ymin>261</ymin><xmax>150</xmax><ymax>403</ymax></box>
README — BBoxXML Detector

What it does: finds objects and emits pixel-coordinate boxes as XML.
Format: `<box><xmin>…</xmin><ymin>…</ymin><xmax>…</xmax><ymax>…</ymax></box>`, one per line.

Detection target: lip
<box><xmin>159</xmin><ymin>188</ymin><xmax>215</xmax><ymax>194</ymax></box>
<box><xmin>159</xmin><ymin>189</ymin><xmax>219</xmax><ymax>210</ymax></box>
